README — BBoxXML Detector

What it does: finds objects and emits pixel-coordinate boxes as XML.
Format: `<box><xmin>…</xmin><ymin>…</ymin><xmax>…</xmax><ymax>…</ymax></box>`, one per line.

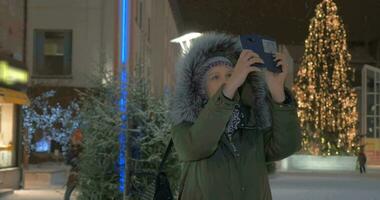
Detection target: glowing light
<box><xmin>35</xmin><ymin>138</ymin><xmax>50</xmax><ymax>152</ymax></box>
<box><xmin>293</xmin><ymin>0</ymin><xmax>359</xmax><ymax>156</ymax></box>
<box><xmin>0</xmin><ymin>61</ymin><xmax>28</xmax><ymax>85</ymax></box>
<box><xmin>118</xmin><ymin>0</ymin><xmax>129</xmax><ymax>193</ymax></box>
<box><xmin>170</xmin><ymin>32</ymin><xmax>202</xmax><ymax>54</ymax></box>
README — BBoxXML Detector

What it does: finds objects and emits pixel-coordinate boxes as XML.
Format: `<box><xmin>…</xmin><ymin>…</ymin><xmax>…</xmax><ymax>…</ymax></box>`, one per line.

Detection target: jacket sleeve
<box><xmin>263</xmin><ymin>87</ymin><xmax>302</xmax><ymax>162</ymax></box>
<box><xmin>171</xmin><ymin>84</ymin><xmax>240</xmax><ymax>161</ymax></box>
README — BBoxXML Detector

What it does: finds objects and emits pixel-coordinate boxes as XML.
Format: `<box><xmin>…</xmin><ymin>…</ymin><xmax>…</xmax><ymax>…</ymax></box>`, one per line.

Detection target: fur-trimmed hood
<box><xmin>170</xmin><ymin>32</ymin><xmax>272</xmax><ymax>129</ymax></box>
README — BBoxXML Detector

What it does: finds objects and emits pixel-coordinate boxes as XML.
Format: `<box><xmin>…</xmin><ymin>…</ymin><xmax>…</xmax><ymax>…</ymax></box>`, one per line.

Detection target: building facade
<box><xmin>0</xmin><ymin>0</ymin><xmax>28</xmax><ymax>190</ymax></box>
<box><xmin>128</xmin><ymin>0</ymin><xmax>180</xmax><ymax>95</ymax></box>
<box><xmin>25</xmin><ymin>0</ymin><xmax>180</xmax><ymax>161</ymax></box>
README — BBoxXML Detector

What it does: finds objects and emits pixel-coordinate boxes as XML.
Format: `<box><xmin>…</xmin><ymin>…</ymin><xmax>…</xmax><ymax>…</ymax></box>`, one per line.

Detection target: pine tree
<box><xmin>293</xmin><ymin>0</ymin><xmax>360</xmax><ymax>156</ymax></box>
<box><xmin>77</xmin><ymin>64</ymin><xmax>180</xmax><ymax>200</ymax></box>
<box><xmin>76</xmin><ymin>67</ymin><xmax>123</xmax><ymax>200</ymax></box>
<box><xmin>127</xmin><ymin>64</ymin><xmax>180</xmax><ymax>199</ymax></box>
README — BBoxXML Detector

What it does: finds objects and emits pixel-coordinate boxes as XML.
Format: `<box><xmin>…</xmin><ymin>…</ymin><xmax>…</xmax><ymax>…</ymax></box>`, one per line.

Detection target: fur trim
<box><xmin>169</xmin><ymin>32</ymin><xmax>272</xmax><ymax>129</ymax></box>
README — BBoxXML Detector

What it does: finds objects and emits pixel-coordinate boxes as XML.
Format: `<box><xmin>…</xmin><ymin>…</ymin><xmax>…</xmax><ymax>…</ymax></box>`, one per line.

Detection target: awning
<box><xmin>0</xmin><ymin>87</ymin><xmax>30</xmax><ymax>105</ymax></box>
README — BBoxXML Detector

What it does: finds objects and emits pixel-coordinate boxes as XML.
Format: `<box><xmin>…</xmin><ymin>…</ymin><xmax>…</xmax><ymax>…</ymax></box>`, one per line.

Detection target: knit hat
<box><xmin>199</xmin><ymin>56</ymin><xmax>234</xmax><ymax>106</ymax></box>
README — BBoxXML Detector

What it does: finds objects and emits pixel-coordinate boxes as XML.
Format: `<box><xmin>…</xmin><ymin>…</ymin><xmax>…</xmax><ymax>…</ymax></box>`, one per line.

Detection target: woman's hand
<box><xmin>223</xmin><ymin>50</ymin><xmax>263</xmax><ymax>99</ymax></box>
<box><xmin>264</xmin><ymin>53</ymin><xmax>289</xmax><ymax>103</ymax></box>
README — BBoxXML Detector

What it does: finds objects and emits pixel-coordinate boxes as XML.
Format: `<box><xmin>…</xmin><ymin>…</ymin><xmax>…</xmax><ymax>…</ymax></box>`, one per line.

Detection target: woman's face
<box><xmin>206</xmin><ymin>65</ymin><xmax>233</xmax><ymax>98</ymax></box>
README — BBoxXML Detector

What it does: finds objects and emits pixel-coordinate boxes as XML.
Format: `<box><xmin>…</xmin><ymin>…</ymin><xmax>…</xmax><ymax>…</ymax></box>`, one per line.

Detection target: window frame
<box><xmin>32</xmin><ymin>29</ymin><xmax>73</xmax><ymax>79</ymax></box>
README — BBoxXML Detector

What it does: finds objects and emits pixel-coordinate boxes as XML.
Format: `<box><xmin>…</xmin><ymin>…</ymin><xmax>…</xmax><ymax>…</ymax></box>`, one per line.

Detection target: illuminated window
<box><xmin>33</xmin><ymin>30</ymin><xmax>72</xmax><ymax>77</ymax></box>
<box><xmin>0</xmin><ymin>104</ymin><xmax>16</xmax><ymax>168</ymax></box>
<box><xmin>363</xmin><ymin>65</ymin><xmax>380</xmax><ymax>139</ymax></box>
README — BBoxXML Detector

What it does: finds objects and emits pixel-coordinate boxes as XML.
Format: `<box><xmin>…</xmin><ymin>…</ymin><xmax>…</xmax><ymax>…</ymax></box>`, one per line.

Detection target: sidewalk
<box><xmin>1</xmin><ymin>168</ymin><xmax>379</xmax><ymax>200</ymax></box>
<box><xmin>0</xmin><ymin>189</ymin><xmax>66</xmax><ymax>200</ymax></box>
<box><xmin>0</xmin><ymin>162</ymin><xmax>70</xmax><ymax>200</ymax></box>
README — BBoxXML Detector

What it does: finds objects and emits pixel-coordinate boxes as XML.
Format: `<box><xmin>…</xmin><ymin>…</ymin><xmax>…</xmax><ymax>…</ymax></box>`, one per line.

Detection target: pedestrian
<box><xmin>358</xmin><ymin>148</ymin><xmax>367</xmax><ymax>174</ymax></box>
<box><xmin>169</xmin><ymin>32</ymin><xmax>301</xmax><ymax>200</ymax></box>
<box><xmin>64</xmin><ymin>129</ymin><xmax>83</xmax><ymax>200</ymax></box>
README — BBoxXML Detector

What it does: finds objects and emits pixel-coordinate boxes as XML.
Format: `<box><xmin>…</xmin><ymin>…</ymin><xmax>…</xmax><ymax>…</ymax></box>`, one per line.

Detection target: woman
<box><xmin>170</xmin><ymin>32</ymin><xmax>301</xmax><ymax>200</ymax></box>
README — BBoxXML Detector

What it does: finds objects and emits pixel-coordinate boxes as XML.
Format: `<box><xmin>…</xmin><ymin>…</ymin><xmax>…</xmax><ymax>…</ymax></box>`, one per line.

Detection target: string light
<box><xmin>293</xmin><ymin>0</ymin><xmax>359</xmax><ymax>156</ymax></box>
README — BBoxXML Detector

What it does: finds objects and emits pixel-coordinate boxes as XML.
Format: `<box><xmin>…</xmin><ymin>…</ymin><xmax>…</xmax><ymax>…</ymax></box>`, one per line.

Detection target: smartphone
<box><xmin>239</xmin><ymin>34</ymin><xmax>282</xmax><ymax>73</ymax></box>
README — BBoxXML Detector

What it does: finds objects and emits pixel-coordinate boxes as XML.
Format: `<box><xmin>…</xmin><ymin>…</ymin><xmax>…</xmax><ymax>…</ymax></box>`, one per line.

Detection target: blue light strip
<box><xmin>118</xmin><ymin>0</ymin><xmax>129</xmax><ymax>193</ymax></box>
<box><xmin>121</xmin><ymin>0</ymin><xmax>129</xmax><ymax>64</ymax></box>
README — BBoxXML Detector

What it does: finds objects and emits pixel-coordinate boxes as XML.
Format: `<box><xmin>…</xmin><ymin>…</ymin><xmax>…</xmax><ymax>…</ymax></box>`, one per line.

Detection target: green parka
<box><xmin>170</xmin><ymin>32</ymin><xmax>301</xmax><ymax>200</ymax></box>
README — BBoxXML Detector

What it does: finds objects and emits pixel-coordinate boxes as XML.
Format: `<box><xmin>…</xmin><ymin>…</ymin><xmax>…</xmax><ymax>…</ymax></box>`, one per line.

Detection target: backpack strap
<box><xmin>157</xmin><ymin>139</ymin><xmax>190</xmax><ymax>200</ymax></box>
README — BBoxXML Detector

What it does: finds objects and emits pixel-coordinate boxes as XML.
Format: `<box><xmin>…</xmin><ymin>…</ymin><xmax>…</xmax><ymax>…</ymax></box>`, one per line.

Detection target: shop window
<box><xmin>0</xmin><ymin>104</ymin><xmax>16</xmax><ymax>168</ymax></box>
<box><xmin>33</xmin><ymin>30</ymin><xmax>72</xmax><ymax>77</ymax></box>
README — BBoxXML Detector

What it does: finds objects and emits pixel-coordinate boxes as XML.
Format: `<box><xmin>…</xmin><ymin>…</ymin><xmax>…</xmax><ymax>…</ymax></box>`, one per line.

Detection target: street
<box><xmin>1</xmin><ymin>171</ymin><xmax>379</xmax><ymax>200</ymax></box>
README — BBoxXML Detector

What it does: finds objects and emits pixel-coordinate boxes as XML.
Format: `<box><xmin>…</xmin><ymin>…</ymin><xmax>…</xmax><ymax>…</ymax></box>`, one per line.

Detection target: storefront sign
<box><xmin>0</xmin><ymin>60</ymin><xmax>28</xmax><ymax>85</ymax></box>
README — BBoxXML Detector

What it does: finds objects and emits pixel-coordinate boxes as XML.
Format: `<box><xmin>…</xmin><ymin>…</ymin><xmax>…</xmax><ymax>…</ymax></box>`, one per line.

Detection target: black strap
<box><xmin>158</xmin><ymin>139</ymin><xmax>174</xmax><ymax>173</ymax></box>
<box><xmin>157</xmin><ymin>138</ymin><xmax>190</xmax><ymax>200</ymax></box>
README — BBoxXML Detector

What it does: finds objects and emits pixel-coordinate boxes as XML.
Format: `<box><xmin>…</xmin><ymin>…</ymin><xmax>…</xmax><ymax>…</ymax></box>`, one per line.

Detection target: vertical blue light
<box><xmin>118</xmin><ymin>0</ymin><xmax>129</xmax><ymax>193</ymax></box>
<box><xmin>121</xmin><ymin>0</ymin><xmax>129</xmax><ymax>64</ymax></box>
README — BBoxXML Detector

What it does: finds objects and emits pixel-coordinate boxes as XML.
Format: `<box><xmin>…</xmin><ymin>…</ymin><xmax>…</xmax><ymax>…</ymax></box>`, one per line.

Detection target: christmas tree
<box><xmin>76</xmin><ymin>67</ymin><xmax>123</xmax><ymax>200</ymax></box>
<box><xmin>293</xmin><ymin>0</ymin><xmax>360</xmax><ymax>156</ymax></box>
<box><xmin>76</xmin><ymin>63</ymin><xmax>180</xmax><ymax>200</ymax></box>
<box><xmin>127</xmin><ymin>64</ymin><xmax>180</xmax><ymax>199</ymax></box>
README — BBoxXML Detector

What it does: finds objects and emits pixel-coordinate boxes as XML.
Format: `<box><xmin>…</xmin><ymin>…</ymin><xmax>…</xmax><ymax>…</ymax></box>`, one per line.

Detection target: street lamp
<box><xmin>170</xmin><ymin>32</ymin><xmax>202</xmax><ymax>54</ymax></box>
